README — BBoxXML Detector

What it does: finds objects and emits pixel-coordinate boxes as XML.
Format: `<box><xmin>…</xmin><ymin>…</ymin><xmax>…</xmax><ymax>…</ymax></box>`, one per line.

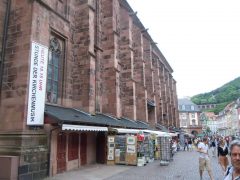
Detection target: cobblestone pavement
<box><xmin>105</xmin><ymin>150</ymin><xmax>225</xmax><ymax>180</ymax></box>
<box><xmin>45</xmin><ymin>149</ymin><xmax>226</xmax><ymax>180</ymax></box>
<box><xmin>44</xmin><ymin>165</ymin><xmax>131</xmax><ymax>180</ymax></box>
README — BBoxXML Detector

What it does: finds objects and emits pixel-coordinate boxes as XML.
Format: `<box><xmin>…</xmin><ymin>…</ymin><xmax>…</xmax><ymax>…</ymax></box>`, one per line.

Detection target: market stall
<box><xmin>107</xmin><ymin>128</ymin><xmax>157</xmax><ymax>166</ymax></box>
<box><xmin>107</xmin><ymin>128</ymin><xmax>140</xmax><ymax>166</ymax></box>
<box><xmin>107</xmin><ymin>128</ymin><xmax>172</xmax><ymax>166</ymax></box>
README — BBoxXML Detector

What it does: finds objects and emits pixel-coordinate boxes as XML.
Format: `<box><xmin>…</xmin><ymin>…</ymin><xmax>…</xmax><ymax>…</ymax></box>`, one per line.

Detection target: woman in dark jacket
<box><xmin>218</xmin><ymin>139</ymin><xmax>229</xmax><ymax>172</ymax></box>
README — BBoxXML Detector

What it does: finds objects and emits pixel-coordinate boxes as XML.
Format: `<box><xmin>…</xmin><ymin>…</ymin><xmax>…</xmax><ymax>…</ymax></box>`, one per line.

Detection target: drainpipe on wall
<box><xmin>0</xmin><ymin>0</ymin><xmax>11</xmax><ymax>100</ymax></box>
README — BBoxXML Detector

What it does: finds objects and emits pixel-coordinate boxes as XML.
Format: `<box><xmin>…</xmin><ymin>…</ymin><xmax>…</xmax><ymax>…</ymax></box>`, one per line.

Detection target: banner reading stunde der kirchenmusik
<box><xmin>27</xmin><ymin>41</ymin><xmax>48</xmax><ymax>125</ymax></box>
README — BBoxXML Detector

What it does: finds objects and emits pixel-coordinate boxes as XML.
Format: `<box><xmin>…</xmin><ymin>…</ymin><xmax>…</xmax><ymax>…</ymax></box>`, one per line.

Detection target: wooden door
<box><xmin>96</xmin><ymin>132</ymin><xmax>107</xmax><ymax>164</ymax></box>
<box><xmin>80</xmin><ymin>133</ymin><xmax>87</xmax><ymax>165</ymax></box>
<box><xmin>68</xmin><ymin>133</ymin><xmax>79</xmax><ymax>161</ymax></box>
<box><xmin>57</xmin><ymin>132</ymin><xmax>66</xmax><ymax>173</ymax></box>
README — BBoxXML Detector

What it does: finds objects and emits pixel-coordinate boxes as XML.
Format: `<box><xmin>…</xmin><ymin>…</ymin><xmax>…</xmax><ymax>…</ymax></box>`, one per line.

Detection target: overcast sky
<box><xmin>127</xmin><ymin>0</ymin><xmax>240</xmax><ymax>98</ymax></box>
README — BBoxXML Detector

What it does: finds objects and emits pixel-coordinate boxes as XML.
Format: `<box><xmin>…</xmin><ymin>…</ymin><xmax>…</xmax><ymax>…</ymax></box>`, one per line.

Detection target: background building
<box><xmin>200</xmin><ymin>112</ymin><xmax>217</xmax><ymax>136</ymax></box>
<box><xmin>178</xmin><ymin>98</ymin><xmax>202</xmax><ymax>136</ymax></box>
<box><xmin>216</xmin><ymin>100</ymin><xmax>240</xmax><ymax>137</ymax></box>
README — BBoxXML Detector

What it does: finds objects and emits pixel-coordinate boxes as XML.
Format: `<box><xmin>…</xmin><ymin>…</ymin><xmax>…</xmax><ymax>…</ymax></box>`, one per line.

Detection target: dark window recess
<box><xmin>46</xmin><ymin>37</ymin><xmax>63</xmax><ymax>104</ymax></box>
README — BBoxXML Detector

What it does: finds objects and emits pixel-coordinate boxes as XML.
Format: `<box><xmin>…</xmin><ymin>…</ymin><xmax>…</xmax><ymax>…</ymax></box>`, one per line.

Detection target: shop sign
<box><xmin>127</xmin><ymin>145</ymin><xmax>136</xmax><ymax>153</ymax></box>
<box><xmin>27</xmin><ymin>41</ymin><xmax>48</xmax><ymax>125</ymax></box>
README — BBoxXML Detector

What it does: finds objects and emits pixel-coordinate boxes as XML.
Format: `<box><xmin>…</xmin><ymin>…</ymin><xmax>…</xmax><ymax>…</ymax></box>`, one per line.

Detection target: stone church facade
<box><xmin>0</xmin><ymin>0</ymin><xmax>179</xmax><ymax>179</ymax></box>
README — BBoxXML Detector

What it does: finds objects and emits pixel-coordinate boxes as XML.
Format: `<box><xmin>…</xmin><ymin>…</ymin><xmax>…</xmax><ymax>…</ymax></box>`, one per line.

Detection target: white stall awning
<box><xmin>62</xmin><ymin>124</ymin><xmax>108</xmax><ymax>132</ymax></box>
<box><xmin>143</xmin><ymin>130</ymin><xmax>170</xmax><ymax>137</ymax></box>
<box><xmin>168</xmin><ymin>132</ymin><xmax>179</xmax><ymax>137</ymax></box>
<box><xmin>109</xmin><ymin>128</ymin><xmax>141</xmax><ymax>134</ymax></box>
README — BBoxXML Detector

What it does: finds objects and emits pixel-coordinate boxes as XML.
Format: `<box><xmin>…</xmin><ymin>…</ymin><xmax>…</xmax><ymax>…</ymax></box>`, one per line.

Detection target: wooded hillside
<box><xmin>191</xmin><ymin>77</ymin><xmax>240</xmax><ymax>114</ymax></box>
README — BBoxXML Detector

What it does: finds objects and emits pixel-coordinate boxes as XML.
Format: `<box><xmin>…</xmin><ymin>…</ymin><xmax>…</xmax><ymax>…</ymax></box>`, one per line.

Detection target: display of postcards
<box><xmin>120</xmin><ymin>151</ymin><xmax>126</xmax><ymax>162</ymax></box>
<box><xmin>108</xmin><ymin>154</ymin><xmax>114</xmax><ymax>160</ymax></box>
<box><xmin>115</xmin><ymin>136</ymin><xmax>126</xmax><ymax>144</ymax></box>
<box><xmin>159</xmin><ymin>136</ymin><xmax>171</xmax><ymax>161</ymax></box>
<box><xmin>108</xmin><ymin>147</ymin><xmax>114</xmax><ymax>155</ymax></box>
<box><xmin>108</xmin><ymin>137</ymin><xmax>115</xmax><ymax>143</ymax></box>
<box><xmin>115</xmin><ymin>149</ymin><xmax>120</xmax><ymax>157</ymax></box>
<box><xmin>115</xmin><ymin>136</ymin><xmax>126</xmax><ymax>149</ymax></box>
<box><xmin>109</xmin><ymin>143</ymin><xmax>115</xmax><ymax>148</ymax></box>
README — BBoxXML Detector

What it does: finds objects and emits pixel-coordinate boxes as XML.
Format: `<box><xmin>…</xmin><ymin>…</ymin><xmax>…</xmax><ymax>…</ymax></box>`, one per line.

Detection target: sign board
<box><xmin>108</xmin><ymin>143</ymin><xmax>115</xmax><ymax>148</ymax></box>
<box><xmin>108</xmin><ymin>147</ymin><xmax>114</xmax><ymax>160</ymax></box>
<box><xmin>127</xmin><ymin>145</ymin><xmax>136</xmax><ymax>153</ymax></box>
<box><xmin>115</xmin><ymin>149</ymin><xmax>120</xmax><ymax>157</ymax></box>
<box><xmin>108</xmin><ymin>155</ymin><xmax>114</xmax><ymax>160</ymax></box>
<box><xmin>127</xmin><ymin>136</ymin><xmax>135</xmax><ymax>145</ymax></box>
<box><xmin>108</xmin><ymin>137</ymin><xmax>115</xmax><ymax>143</ymax></box>
<box><xmin>27</xmin><ymin>41</ymin><xmax>48</xmax><ymax>125</ymax></box>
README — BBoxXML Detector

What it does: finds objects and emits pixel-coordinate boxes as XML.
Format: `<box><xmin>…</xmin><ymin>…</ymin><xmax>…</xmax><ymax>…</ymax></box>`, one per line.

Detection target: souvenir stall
<box><xmin>136</xmin><ymin>131</ymin><xmax>156</xmax><ymax>166</ymax></box>
<box><xmin>107</xmin><ymin>135</ymin><xmax>138</xmax><ymax>166</ymax></box>
<box><xmin>107</xmin><ymin>129</ymin><xmax>140</xmax><ymax>166</ymax></box>
<box><xmin>107</xmin><ymin>129</ymin><xmax>171</xmax><ymax>166</ymax></box>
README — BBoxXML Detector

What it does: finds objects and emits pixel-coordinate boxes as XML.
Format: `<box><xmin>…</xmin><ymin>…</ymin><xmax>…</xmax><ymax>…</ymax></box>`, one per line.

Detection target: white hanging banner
<box><xmin>27</xmin><ymin>41</ymin><xmax>48</xmax><ymax>125</ymax></box>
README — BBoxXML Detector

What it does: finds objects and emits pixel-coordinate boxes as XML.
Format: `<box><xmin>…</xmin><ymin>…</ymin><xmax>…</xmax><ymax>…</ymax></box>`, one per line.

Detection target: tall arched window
<box><xmin>192</xmin><ymin>119</ymin><xmax>196</xmax><ymax>126</ymax></box>
<box><xmin>46</xmin><ymin>37</ymin><xmax>63</xmax><ymax>104</ymax></box>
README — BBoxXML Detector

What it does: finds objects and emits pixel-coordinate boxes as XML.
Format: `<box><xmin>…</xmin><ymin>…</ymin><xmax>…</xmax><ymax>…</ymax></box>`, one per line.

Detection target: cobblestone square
<box><xmin>105</xmin><ymin>150</ymin><xmax>224</xmax><ymax>180</ymax></box>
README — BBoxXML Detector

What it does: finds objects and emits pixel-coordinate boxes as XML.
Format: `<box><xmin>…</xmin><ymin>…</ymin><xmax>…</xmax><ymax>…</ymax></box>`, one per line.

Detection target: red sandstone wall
<box><xmin>132</xmin><ymin>22</ymin><xmax>148</xmax><ymax>122</ymax></box>
<box><xmin>0</xmin><ymin>0</ymin><xmax>34</xmax><ymax>130</ymax></box>
<box><xmin>119</xmin><ymin>5</ymin><xmax>136</xmax><ymax>120</ymax></box>
<box><xmin>101</xmin><ymin>0</ymin><xmax>122</xmax><ymax>118</ymax></box>
<box><xmin>0</xmin><ymin>0</ymin><xmax>7</xmax><ymax>56</ymax></box>
<box><xmin>0</xmin><ymin>0</ymin><xmax>179</xmax><ymax>130</ymax></box>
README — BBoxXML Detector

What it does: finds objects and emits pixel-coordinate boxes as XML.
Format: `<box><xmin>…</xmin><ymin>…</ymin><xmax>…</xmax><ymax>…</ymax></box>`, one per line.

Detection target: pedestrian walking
<box><xmin>226</xmin><ymin>137</ymin><xmax>230</xmax><ymax>148</ymax></box>
<box><xmin>211</xmin><ymin>138</ymin><xmax>217</xmax><ymax>157</ymax></box>
<box><xmin>184</xmin><ymin>138</ymin><xmax>188</xmax><ymax>151</ymax></box>
<box><xmin>172</xmin><ymin>140</ymin><xmax>177</xmax><ymax>154</ymax></box>
<box><xmin>188</xmin><ymin>138</ymin><xmax>193</xmax><ymax>151</ymax></box>
<box><xmin>194</xmin><ymin>138</ymin><xmax>198</xmax><ymax>149</ymax></box>
<box><xmin>223</xmin><ymin>140</ymin><xmax>240</xmax><ymax>180</ymax></box>
<box><xmin>197</xmin><ymin>137</ymin><xmax>214</xmax><ymax>180</ymax></box>
<box><xmin>218</xmin><ymin>139</ymin><xmax>229</xmax><ymax>173</ymax></box>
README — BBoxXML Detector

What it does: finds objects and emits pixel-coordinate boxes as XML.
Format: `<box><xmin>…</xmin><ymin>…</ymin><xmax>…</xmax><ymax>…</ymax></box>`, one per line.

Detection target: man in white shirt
<box><xmin>197</xmin><ymin>137</ymin><xmax>214</xmax><ymax>180</ymax></box>
<box><xmin>224</xmin><ymin>140</ymin><xmax>240</xmax><ymax>180</ymax></box>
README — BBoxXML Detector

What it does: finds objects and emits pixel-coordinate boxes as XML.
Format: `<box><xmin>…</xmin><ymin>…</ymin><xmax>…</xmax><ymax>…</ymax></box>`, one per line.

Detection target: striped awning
<box><xmin>62</xmin><ymin>124</ymin><xmax>108</xmax><ymax>132</ymax></box>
